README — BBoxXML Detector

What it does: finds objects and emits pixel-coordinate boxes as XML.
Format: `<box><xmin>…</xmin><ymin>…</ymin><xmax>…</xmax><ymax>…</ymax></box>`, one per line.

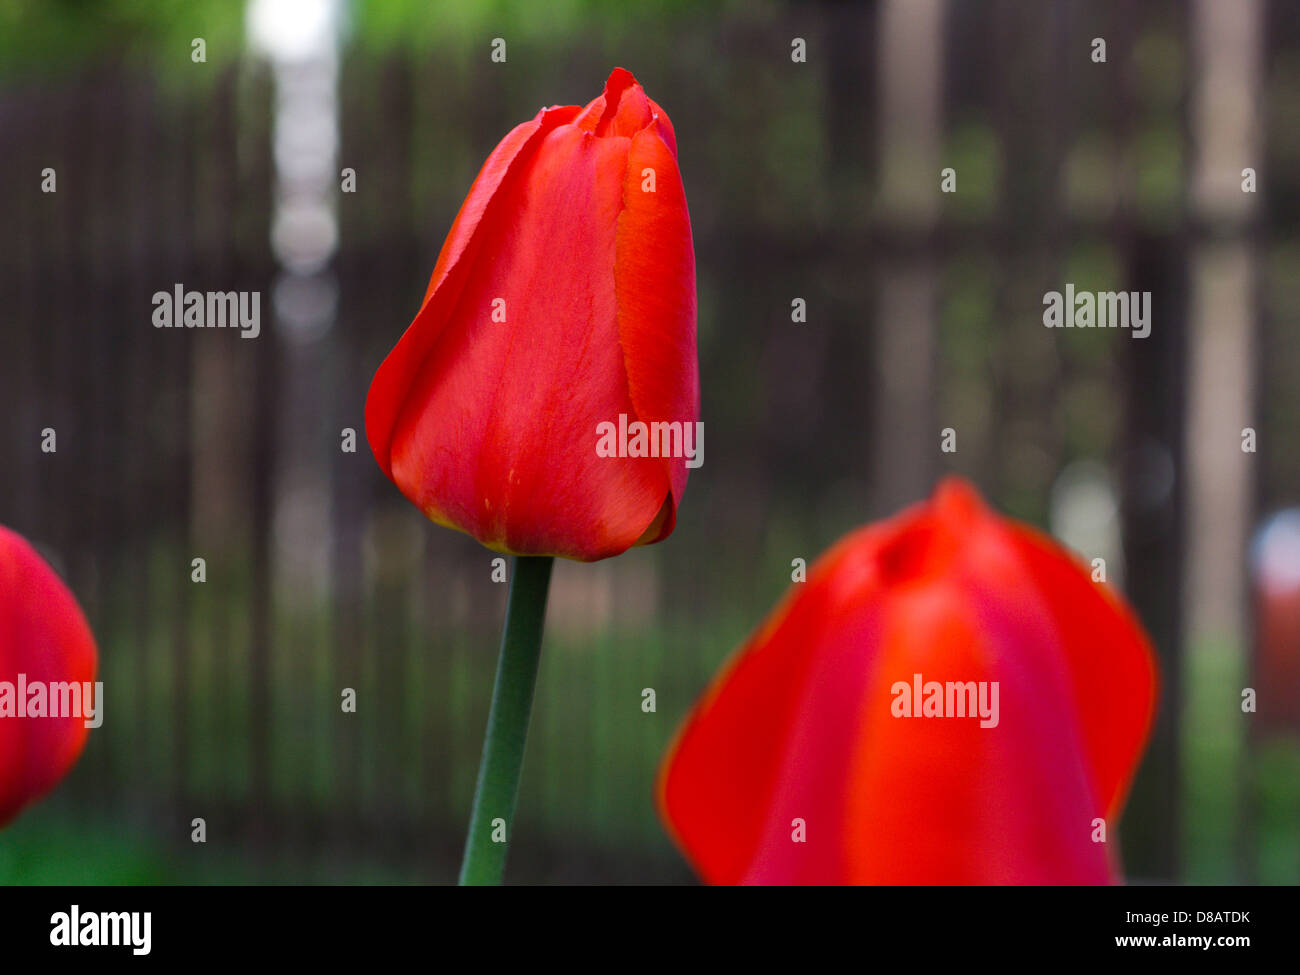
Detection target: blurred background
<box><xmin>1</xmin><ymin>0</ymin><xmax>1297</xmax><ymax>884</ymax></box>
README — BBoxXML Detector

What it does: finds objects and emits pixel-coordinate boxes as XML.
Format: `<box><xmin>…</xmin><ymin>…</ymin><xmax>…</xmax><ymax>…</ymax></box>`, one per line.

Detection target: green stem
<box><xmin>458</xmin><ymin>554</ymin><xmax>554</xmax><ymax>885</ymax></box>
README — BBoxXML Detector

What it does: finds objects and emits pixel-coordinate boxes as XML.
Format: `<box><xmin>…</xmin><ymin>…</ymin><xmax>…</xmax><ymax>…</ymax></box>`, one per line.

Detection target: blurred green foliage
<box><xmin>0</xmin><ymin>0</ymin><xmax>244</xmax><ymax>79</ymax></box>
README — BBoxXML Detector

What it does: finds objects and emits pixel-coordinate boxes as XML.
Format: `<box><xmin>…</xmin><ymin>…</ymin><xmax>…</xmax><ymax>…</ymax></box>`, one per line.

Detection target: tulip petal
<box><xmin>842</xmin><ymin>576</ymin><xmax>1113</xmax><ymax>884</ymax></box>
<box><xmin>383</xmin><ymin>122</ymin><xmax>671</xmax><ymax>560</ymax></box>
<box><xmin>0</xmin><ymin>527</ymin><xmax>97</xmax><ymax>826</ymax></box>
<box><xmin>646</xmin><ymin>98</ymin><xmax>678</xmax><ymax>157</ymax></box>
<box><xmin>366</xmin><ymin>104</ymin><xmax>579</xmax><ymax>481</ymax></box>
<box><xmin>1001</xmin><ymin>523</ymin><xmax>1158</xmax><ymax>817</ymax></box>
<box><xmin>658</xmin><ymin>525</ymin><xmax>891</xmax><ymax>884</ymax></box>
<box><xmin>615</xmin><ymin>124</ymin><xmax>699</xmax><ymax>537</ymax></box>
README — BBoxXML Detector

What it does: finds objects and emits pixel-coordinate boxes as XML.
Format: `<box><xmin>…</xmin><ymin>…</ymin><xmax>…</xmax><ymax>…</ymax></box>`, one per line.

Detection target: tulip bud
<box><xmin>1251</xmin><ymin>511</ymin><xmax>1300</xmax><ymax>731</ymax></box>
<box><xmin>659</xmin><ymin>478</ymin><xmax>1158</xmax><ymax>884</ymax></box>
<box><xmin>0</xmin><ymin>526</ymin><xmax>98</xmax><ymax>826</ymax></box>
<box><xmin>366</xmin><ymin>68</ymin><xmax>698</xmax><ymax>562</ymax></box>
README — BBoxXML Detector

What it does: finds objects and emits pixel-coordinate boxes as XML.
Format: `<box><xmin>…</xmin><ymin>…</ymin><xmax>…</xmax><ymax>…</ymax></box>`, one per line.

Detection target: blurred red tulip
<box><xmin>1251</xmin><ymin>511</ymin><xmax>1300</xmax><ymax>732</ymax></box>
<box><xmin>0</xmin><ymin>526</ymin><xmax>98</xmax><ymax>826</ymax></box>
<box><xmin>658</xmin><ymin>478</ymin><xmax>1158</xmax><ymax>884</ymax></box>
<box><xmin>366</xmin><ymin>67</ymin><xmax>698</xmax><ymax>562</ymax></box>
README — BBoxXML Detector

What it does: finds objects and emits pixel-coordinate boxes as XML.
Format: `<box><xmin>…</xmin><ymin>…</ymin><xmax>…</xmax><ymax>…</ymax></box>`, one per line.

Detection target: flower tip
<box><xmin>605</xmin><ymin>66</ymin><xmax>638</xmax><ymax>92</ymax></box>
<box><xmin>574</xmin><ymin>67</ymin><xmax>653</xmax><ymax>138</ymax></box>
<box><xmin>930</xmin><ymin>475</ymin><xmax>986</xmax><ymax>523</ymax></box>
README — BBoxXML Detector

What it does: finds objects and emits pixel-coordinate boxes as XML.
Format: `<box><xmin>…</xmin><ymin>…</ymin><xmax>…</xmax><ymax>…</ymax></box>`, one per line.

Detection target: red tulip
<box><xmin>0</xmin><ymin>526</ymin><xmax>98</xmax><ymax>826</ymax></box>
<box><xmin>658</xmin><ymin>478</ymin><xmax>1158</xmax><ymax>884</ymax></box>
<box><xmin>1251</xmin><ymin>511</ymin><xmax>1300</xmax><ymax>732</ymax></box>
<box><xmin>366</xmin><ymin>68</ymin><xmax>698</xmax><ymax>562</ymax></box>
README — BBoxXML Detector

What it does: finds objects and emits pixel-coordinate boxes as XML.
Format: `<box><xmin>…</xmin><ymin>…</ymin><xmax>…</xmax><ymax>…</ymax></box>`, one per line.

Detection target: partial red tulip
<box><xmin>0</xmin><ymin>526</ymin><xmax>98</xmax><ymax>826</ymax></box>
<box><xmin>366</xmin><ymin>67</ymin><xmax>698</xmax><ymax>562</ymax></box>
<box><xmin>658</xmin><ymin>478</ymin><xmax>1158</xmax><ymax>884</ymax></box>
<box><xmin>1251</xmin><ymin>511</ymin><xmax>1300</xmax><ymax>732</ymax></box>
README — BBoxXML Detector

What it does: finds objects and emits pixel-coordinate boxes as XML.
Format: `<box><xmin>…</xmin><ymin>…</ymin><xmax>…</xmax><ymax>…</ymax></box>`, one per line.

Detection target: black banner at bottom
<box><xmin>0</xmin><ymin>882</ymin><xmax>1280</xmax><ymax>962</ymax></box>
